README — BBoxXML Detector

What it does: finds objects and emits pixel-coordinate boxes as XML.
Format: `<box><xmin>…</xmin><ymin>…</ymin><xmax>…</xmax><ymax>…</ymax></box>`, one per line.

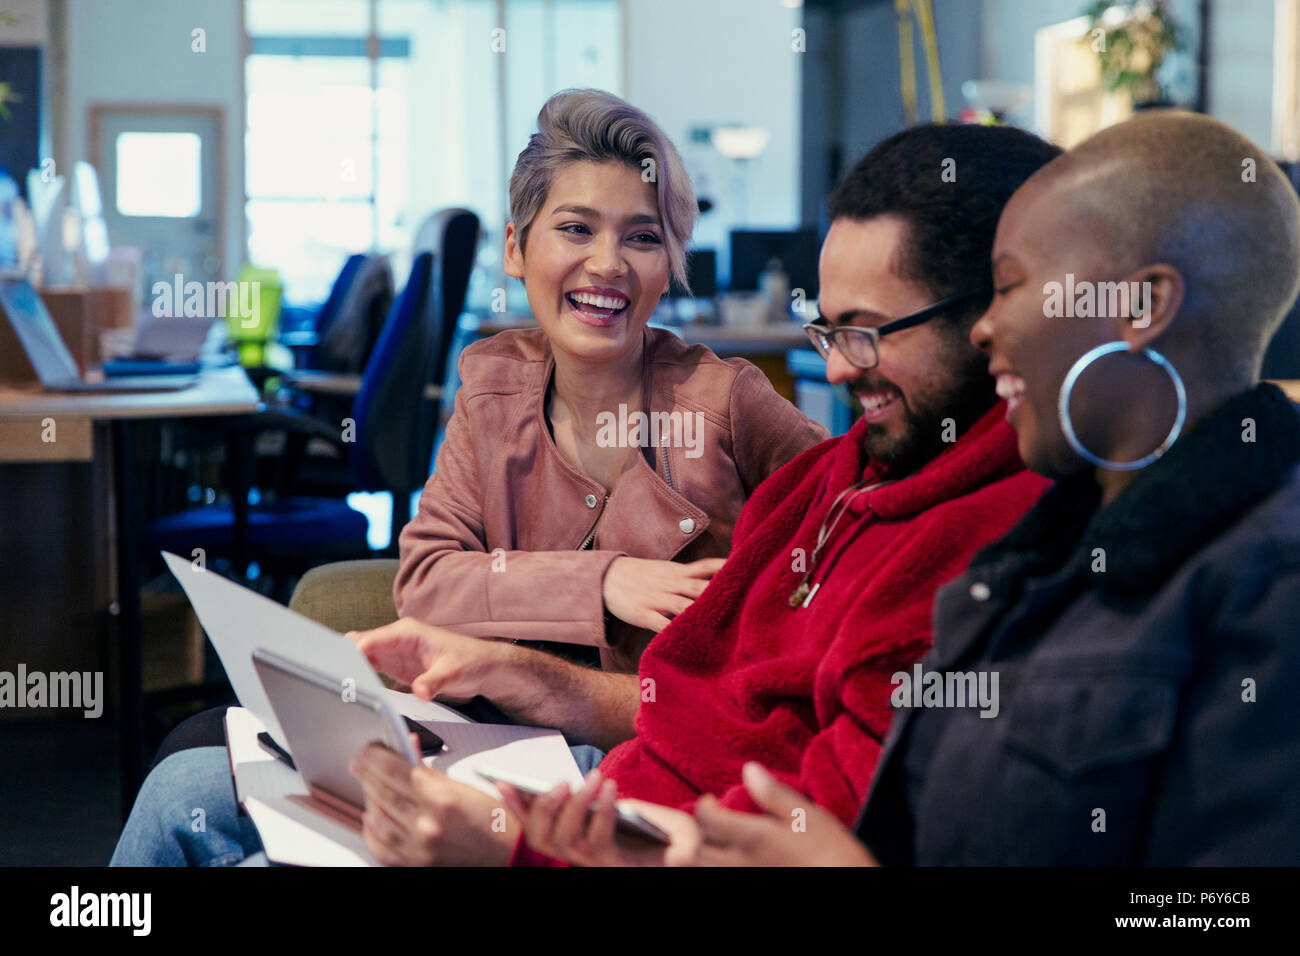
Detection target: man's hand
<box><xmin>350</xmin><ymin>741</ymin><xmax>515</xmax><ymax>866</ymax></box>
<box><xmin>496</xmin><ymin>768</ymin><xmax>700</xmax><ymax>867</ymax></box>
<box><xmin>602</xmin><ymin>557</ymin><xmax>724</xmax><ymax>633</ymax></box>
<box><xmin>347</xmin><ymin>617</ymin><xmax>504</xmax><ymax>702</ymax></box>
<box><xmin>670</xmin><ymin>763</ymin><xmax>879</xmax><ymax>867</ymax></box>
<box><xmin>351</xmin><ymin>617</ymin><xmax>640</xmax><ymax>751</ymax></box>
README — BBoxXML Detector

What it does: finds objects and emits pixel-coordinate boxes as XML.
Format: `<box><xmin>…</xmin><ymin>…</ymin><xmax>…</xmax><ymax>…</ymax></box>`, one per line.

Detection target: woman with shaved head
<box><xmin>853</xmin><ymin>110</ymin><xmax>1300</xmax><ymax>865</ymax></box>
<box><xmin>513</xmin><ymin>112</ymin><xmax>1300</xmax><ymax>866</ymax></box>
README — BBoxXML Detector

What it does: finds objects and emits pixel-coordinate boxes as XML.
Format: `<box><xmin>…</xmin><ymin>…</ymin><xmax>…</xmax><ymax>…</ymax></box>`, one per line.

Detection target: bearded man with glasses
<box><xmin>802</xmin><ymin>264</ymin><xmax>1000</xmax><ymax>478</ymax></box>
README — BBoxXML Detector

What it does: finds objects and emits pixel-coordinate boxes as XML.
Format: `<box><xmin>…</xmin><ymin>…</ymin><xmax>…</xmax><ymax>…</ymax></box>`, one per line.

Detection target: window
<box><xmin>244</xmin><ymin>0</ymin><xmax>621</xmax><ymax>306</ymax></box>
<box><xmin>115</xmin><ymin>132</ymin><xmax>202</xmax><ymax>218</ymax></box>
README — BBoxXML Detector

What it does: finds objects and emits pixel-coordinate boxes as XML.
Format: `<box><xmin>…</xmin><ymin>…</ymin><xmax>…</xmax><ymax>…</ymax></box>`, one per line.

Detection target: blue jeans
<box><xmin>110</xmin><ymin>747</ymin><xmax>264</xmax><ymax>866</ymax></box>
<box><xmin>110</xmin><ymin>743</ymin><xmax>607</xmax><ymax>866</ymax></box>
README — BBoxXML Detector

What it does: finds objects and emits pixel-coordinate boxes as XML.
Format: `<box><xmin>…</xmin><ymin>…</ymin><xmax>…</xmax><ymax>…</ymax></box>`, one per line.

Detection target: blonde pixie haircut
<box><xmin>509</xmin><ymin>88</ymin><xmax>698</xmax><ymax>292</ymax></box>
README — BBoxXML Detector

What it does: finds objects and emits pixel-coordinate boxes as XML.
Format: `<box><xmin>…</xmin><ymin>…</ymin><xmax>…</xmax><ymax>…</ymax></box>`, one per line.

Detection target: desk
<box><xmin>0</xmin><ymin>366</ymin><xmax>259</xmax><ymax>816</ymax></box>
<box><xmin>0</xmin><ymin>365</ymin><xmax>259</xmax><ymax>425</ymax></box>
<box><xmin>670</xmin><ymin>323</ymin><xmax>812</xmax><ymax>357</ymax></box>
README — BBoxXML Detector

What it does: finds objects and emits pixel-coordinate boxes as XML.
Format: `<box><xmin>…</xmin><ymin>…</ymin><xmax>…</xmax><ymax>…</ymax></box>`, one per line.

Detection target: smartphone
<box><xmin>475</xmin><ymin>765</ymin><xmax>671</xmax><ymax>845</ymax></box>
<box><xmin>256</xmin><ymin>730</ymin><xmax>296</xmax><ymax>770</ymax></box>
<box><xmin>402</xmin><ymin>717</ymin><xmax>445</xmax><ymax>755</ymax></box>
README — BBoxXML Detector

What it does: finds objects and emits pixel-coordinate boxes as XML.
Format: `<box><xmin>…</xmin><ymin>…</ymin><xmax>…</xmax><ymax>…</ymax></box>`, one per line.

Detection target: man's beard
<box><xmin>855</xmin><ymin>348</ymin><xmax>997</xmax><ymax>479</ymax></box>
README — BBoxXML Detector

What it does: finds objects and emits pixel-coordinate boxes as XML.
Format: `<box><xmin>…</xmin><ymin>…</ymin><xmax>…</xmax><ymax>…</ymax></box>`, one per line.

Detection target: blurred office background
<box><xmin>3</xmin><ymin>0</ymin><xmax>1300</xmax><ymax>864</ymax></box>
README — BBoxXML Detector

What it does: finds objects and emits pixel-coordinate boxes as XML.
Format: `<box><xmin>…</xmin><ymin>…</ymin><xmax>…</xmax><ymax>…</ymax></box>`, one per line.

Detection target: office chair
<box><xmin>281</xmin><ymin>253</ymin><xmax>393</xmax><ymax>457</ymax></box>
<box><xmin>142</xmin><ymin>252</ymin><xmax>444</xmax><ymax>587</ymax></box>
<box><xmin>314</xmin><ymin>254</ymin><xmax>395</xmax><ymax>374</ymax></box>
<box><xmin>412</xmin><ymin>207</ymin><xmax>481</xmax><ymax>390</ymax></box>
<box><xmin>312</xmin><ymin>253</ymin><xmax>368</xmax><ymax>347</ymax></box>
<box><xmin>272</xmin><ymin>209</ymin><xmax>480</xmax><ymax>508</ymax></box>
<box><xmin>279</xmin><ymin>252</ymin><xmax>367</xmax><ymax>369</ymax></box>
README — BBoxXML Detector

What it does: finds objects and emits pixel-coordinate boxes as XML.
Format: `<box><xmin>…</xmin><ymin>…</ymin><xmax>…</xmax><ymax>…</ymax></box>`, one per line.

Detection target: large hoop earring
<box><xmin>1057</xmin><ymin>341</ymin><xmax>1187</xmax><ymax>471</ymax></box>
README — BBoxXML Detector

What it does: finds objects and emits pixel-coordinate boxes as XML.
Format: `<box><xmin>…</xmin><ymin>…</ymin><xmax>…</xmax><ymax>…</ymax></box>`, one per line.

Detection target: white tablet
<box><xmin>252</xmin><ymin>647</ymin><xmax>421</xmax><ymax>820</ymax></box>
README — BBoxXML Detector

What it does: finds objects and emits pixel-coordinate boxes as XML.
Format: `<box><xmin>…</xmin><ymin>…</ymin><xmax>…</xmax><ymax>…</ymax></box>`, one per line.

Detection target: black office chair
<box><xmin>264</xmin><ymin>209</ymin><xmax>480</xmax><ymax>510</ymax></box>
<box><xmin>357</xmin><ymin>208</ymin><xmax>481</xmax><ymax>545</ymax></box>
<box><xmin>314</xmin><ymin>254</ymin><xmax>395</xmax><ymax>374</ymax></box>
<box><xmin>279</xmin><ymin>252</ymin><xmax>367</xmax><ymax>369</ymax></box>
<box><xmin>312</xmin><ymin>253</ymin><xmax>369</xmax><ymax>357</ymax></box>
<box><xmin>412</xmin><ymin>207</ymin><xmax>481</xmax><ymax>394</ymax></box>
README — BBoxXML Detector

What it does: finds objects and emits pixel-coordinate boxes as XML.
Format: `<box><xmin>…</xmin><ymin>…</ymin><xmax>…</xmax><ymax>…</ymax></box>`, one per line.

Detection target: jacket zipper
<box><xmin>659</xmin><ymin>436</ymin><xmax>674</xmax><ymax>489</ymax></box>
<box><xmin>578</xmin><ymin>495</ymin><xmax>608</xmax><ymax>551</ymax></box>
<box><xmin>580</xmin><ymin>437</ymin><xmax>672</xmax><ymax>552</ymax></box>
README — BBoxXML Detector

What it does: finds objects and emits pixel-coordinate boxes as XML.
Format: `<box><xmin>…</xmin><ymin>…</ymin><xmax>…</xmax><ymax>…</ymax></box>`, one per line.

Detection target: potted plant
<box><xmin>1082</xmin><ymin>0</ymin><xmax>1185</xmax><ymax>107</ymax></box>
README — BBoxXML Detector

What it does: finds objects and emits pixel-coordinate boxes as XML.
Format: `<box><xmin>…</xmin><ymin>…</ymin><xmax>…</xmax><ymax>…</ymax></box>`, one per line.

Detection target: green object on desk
<box><xmin>224</xmin><ymin>265</ymin><xmax>284</xmax><ymax>367</ymax></box>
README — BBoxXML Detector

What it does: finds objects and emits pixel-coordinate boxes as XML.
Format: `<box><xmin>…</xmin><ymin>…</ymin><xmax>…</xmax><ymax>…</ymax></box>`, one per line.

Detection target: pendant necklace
<box><xmin>788</xmin><ymin>478</ymin><xmax>894</xmax><ymax>608</ymax></box>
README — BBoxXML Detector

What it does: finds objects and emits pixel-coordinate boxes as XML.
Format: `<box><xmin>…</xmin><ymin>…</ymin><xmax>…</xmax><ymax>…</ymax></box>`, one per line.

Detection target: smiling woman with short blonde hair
<box><xmin>509</xmin><ymin>88</ymin><xmax>698</xmax><ymax>293</ymax></box>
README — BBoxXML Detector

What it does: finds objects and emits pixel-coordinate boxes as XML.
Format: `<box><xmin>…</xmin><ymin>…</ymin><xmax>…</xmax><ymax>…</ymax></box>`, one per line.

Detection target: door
<box><xmin>91</xmin><ymin>105</ymin><xmax>225</xmax><ymax>295</ymax></box>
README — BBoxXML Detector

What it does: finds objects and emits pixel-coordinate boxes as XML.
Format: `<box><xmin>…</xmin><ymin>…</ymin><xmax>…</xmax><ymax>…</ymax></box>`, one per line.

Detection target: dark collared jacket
<box><xmin>858</xmin><ymin>383</ymin><xmax>1300</xmax><ymax>865</ymax></box>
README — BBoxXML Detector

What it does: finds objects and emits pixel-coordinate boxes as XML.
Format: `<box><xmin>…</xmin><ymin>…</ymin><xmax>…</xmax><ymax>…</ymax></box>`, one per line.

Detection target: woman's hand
<box><xmin>496</xmin><ymin>768</ymin><xmax>701</xmax><ymax>867</ymax></box>
<box><xmin>670</xmin><ymin>763</ymin><xmax>879</xmax><ymax>867</ymax></box>
<box><xmin>350</xmin><ymin>741</ymin><xmax>516</xmax><ymax>866</ymax></box>
<box><xmin>601</xmin><ymin>557</ymin><xmax>725</xmax><ymax>633</ymax></box>
<box><xmin>347</xmin><ymin>617</ymin><xmax>504</xmax><ymax>702</ymax></box>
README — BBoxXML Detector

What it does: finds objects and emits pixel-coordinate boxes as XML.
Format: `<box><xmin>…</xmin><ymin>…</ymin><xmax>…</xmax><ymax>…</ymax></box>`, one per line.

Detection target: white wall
<box><xmin>624</xmin><ymin>0</ymin><xmax>802</xmax><ymax>280</ymax></box>
<box><xmin>979</xmin><ymin>0</ymin><xmax>1088</xmax><ymax>124</ymax></box>
<box><xmin>64</xmin><ymin>0</ymin><xmax>245</xmax><ymax>278</ymax></box>
<box><xmin>1206</xmin><ymin>0</ymin><xmax>1274</xmax><ymax>149</ymax></box>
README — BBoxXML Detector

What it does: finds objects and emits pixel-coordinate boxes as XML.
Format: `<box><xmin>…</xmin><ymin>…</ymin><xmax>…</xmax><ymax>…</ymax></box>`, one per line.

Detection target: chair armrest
<box><xmin>283</xmin><ymin>371</ymin><xmax>442</xmax><ymax>401</ymax></box>
<box><xmin>247</xmin><ymin>402</ymin><xmax>350</xmax><ymax>452</ymax></box>
<box><xmin>289</xmin><ymin>559</ymin><xmax>401</xmax><ymax>633</ymax></box>
<box><xmin>283</xmin><ymin>370</ymin><xmax>364</xmax><ymax>396</ymax></box>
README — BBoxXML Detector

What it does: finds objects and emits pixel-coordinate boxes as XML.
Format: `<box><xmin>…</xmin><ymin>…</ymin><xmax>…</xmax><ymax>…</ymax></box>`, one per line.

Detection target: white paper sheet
<box><xmin>226</xmin><ymin>706</ymin><xmax>378</xmax><ymax>866</ymax></box>
<box><xmin>426</xmin><ymin>722</ymin><xmax>586</xmax><ymax>796</ymax></box>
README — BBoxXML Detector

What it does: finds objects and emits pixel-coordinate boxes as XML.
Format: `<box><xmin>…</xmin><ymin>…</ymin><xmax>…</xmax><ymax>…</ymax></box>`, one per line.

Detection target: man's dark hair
<box><xmin>827</xmin><ymin>123</ymin><xmax>1063</xmax><ymax>324</ymax></box>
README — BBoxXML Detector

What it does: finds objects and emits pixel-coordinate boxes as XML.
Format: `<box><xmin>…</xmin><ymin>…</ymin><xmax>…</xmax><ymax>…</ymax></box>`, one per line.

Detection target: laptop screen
<box><xmin>0</xmin><ymin>278</ymin><xmax>83</xmax><ymax>387</ymax></box>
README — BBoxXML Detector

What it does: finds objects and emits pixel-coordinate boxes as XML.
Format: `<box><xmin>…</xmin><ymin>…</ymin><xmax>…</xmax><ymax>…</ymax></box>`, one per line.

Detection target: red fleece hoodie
<box><xmin>513</xmin><ymin>402</ymin><xmax>1048</xmax><ymax>864</ymax></box>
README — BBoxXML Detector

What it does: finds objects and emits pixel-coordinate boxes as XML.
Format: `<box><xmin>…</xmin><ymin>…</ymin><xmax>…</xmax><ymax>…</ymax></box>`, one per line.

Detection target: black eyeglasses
<box><xmin>802</xmin><ymin>285</ymin><xmax>991</xmax><ymax>370</ymax></box>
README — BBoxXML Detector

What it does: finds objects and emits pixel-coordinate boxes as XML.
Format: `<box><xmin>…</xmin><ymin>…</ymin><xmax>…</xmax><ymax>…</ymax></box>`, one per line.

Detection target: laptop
<box><xmin>0</xmin><ymin>277</ymin><xmax>198</xmax><ymax>392</ymax></box>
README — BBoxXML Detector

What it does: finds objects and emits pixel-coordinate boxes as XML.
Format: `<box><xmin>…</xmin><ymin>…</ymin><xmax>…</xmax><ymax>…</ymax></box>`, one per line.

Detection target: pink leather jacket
<box><xmin>394</xmin><ymin>326</ymin><xmax>829</xmax><ymax>669</ymax></box>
